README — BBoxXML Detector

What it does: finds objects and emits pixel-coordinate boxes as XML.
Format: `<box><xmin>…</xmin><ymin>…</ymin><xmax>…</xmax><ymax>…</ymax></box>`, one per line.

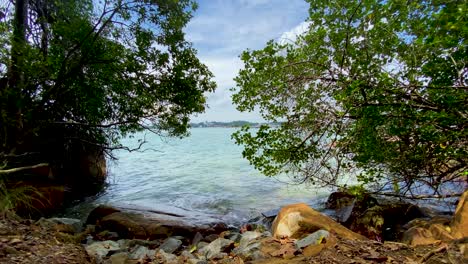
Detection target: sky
<box><xmin>185</xmin><ymin>0</ymin><xmax>310</xmax><ymax>122</ymax></box>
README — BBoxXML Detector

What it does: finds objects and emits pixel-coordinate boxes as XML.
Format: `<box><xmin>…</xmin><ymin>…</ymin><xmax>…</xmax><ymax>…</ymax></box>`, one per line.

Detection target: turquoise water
<box><xmin>89</xmin><ymin>128</ymin><xmax>329</xmax><ymax>225</ymax></box>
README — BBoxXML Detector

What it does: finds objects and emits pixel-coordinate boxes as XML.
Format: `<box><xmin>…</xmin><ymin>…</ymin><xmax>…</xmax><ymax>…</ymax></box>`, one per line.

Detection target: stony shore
<box><xmin>0</xmin><ymin>190</ymin><xmax>466</xmax><ymax>264</ymax></box>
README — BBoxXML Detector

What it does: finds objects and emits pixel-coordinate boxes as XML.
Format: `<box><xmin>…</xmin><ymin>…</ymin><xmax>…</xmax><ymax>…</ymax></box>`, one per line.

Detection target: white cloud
<box><xmin>278</xmin><ymin>21</ymin><xmax>311</xmax><ymax>44</ymax></box>
<box><xmin>186</xmin><ymin>0</ymin><xmax>309</xmax><ymax>122</ymax></box>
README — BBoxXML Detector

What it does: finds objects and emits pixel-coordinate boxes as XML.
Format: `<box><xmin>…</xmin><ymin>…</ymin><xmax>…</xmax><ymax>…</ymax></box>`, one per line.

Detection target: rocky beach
<box><xmin>1</xmin><ymin>190</ymin><xmax>466</xmax><ymax>264</ymax></box>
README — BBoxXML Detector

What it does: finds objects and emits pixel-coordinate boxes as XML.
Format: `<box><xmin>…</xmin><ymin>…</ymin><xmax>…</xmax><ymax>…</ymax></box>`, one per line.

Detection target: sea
<box><xmin>63</xmin><ymin>127</ymin><xmax>332</xmax><ymax>226</ymax></box>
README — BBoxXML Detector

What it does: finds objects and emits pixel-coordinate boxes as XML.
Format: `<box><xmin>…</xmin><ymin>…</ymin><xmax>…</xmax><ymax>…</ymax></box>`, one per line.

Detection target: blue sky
<box><xmin>185</xmin><ymin>0</ymin><xmax>309</xmax><ymax>122</ymax></box>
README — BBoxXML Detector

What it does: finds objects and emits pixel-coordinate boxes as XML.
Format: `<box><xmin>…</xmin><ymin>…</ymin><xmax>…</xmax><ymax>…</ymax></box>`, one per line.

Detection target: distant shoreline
<box><xmin>190</xmin><ymin>121</ymin><xmax>280</xmax><ymax>128</ymax></box>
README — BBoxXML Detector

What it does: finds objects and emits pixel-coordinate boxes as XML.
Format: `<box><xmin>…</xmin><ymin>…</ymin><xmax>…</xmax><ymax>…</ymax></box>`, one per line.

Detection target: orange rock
<box><xmin>271</xmin><ymin>203</ymin><xmax>366</xmax><ymax>240</ymax></box>
<box><xmin>401</xmin><ymin>227</ymin><xmax>439</xmax><ymax>246</ymax></box>
<box><xmin>429</xmin><ymin>223</ymin><xmax>454</xmax><ymax>242</ymax></box>
<box><xmin>451</xmin><ymin>190</ymin><xmax>468</xmax><ymax>239</ymax></box>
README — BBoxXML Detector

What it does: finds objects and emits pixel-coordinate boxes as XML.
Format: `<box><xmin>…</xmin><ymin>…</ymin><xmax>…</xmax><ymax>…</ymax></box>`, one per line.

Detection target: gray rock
<box><xmin>49</xmin><ymin>218</ymin><xmax>83</xmax><ymax>233</ymax></box>
<box><xmin>196</xmin><ymin>241</ymin><xmax>209</xmax><ymax>251</ymax></box>
<box><xmin>180</xmin><ymin>250</ymin><xmax>196</xmax><ymax>259</ymax></box>
<box><xmin>192</xmin><ymin>232</ymin><xmax>204</xmax><ymax>246</ymax></box>
<box><xmin>238</xmin><ymin>231</ymin><xmax>261</xmax><ymax>248</ymax></box>
<box><xmin>85</xmin><ymin>240</ymin><xmax>120</xmax><ymax>263</ymax></box>
<box><xmin>118</xmin><ymin>239</ymin><xmax>160</xmax><ymax>249</ymax></box>
<box><xmin>233</xmin><ymin>241</ymin><xmax>262</xmax><ymax>260</ymax></box>
<box><xmin>159</xmin><ymin>237</ymin><xmax>182</xmax><ymax>254</ymax></box>
<box><xmin>128</xmin><ymin>245</ymin><xmax>155</xmax><ymax>260</ymax></box>
<box><xmin>295</xmin><ymin>230</ymin><xmax>329</xmax><ymax>249</ymax></box>
<box><xmin>198</xmin><ymin>238</ymin><xmax>233</xmax><ymax>260</ymax></box>
<box><xmin>107</xmin><ymin>252</ymin><xmax>128</xmax><ymax>264</ymax></box>
<box><xmin>225</xmin><ymin>232</ymin><xmax>241</xmax><ymax>242</ymax></box>
<box><xmin>203</xmin><ymin>234</ymin><xmax>218</xmax><ymax>242</ymax></box>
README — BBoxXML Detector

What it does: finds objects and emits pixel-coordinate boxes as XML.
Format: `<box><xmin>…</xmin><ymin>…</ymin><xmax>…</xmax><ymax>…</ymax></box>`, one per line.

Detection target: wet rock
<box><xmin>99</xmin><ymin>212</ymin><xmax>148</xmax><ymax>239</ymax></box>
<box><xmin>128</xmin><ymin>245</ymin><xmax>155</xmax><ymax>260</ymax></box>
<box><xmin>159</xmin><ymin>237</ymin><xmax>182</xmax><ymax>254</ymax></box>
<box><xmin>401</xmin><ymin>227</ymin><xmax>439</xmax><ymax>246</ymax></box>
<box><xmin>451</xmin><ymin>190</ymin><xmax>468</xmax><ymax>239</ymax></box>
<box><xmin>272</xmin><ymin>203</ymin><xmax>366</xmax><ymax>240</ymax></box>
<box><xmin>198</xmin><ymin>238</ymin><xmax>234</xmax><ymax>260</ymax></box>
<box><xmin>85</xmin><ymin>240</ymin><xmax>120</xmax><ymax>262</ymax></box>
<box><xmin>87</xmin><ymin>205</ymin><xmax>122</xmax><ymax>225</ymax></box>
<box><xmin>295</xmin><ymin>230</ymin><xmax>329</xmax><ymax>249</ymax></box>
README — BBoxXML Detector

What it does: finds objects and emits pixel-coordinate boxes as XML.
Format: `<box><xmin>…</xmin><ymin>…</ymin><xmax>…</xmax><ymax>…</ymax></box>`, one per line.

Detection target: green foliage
<box><xmin>0</xmin><ymin>0</ymin><xmax>215</xmax><ymax>166</ymax></box>
<box><xmin>232</xmin><ymin>0</ymin><xmax>467</xmax><ymax>197</ymax></box>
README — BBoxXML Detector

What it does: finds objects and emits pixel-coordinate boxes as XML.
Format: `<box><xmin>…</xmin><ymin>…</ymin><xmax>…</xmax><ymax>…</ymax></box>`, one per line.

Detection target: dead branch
<box><xmin>0</xmin><ymin>163</ymin><xmax>49</xmax><ymax>175</ymax></box>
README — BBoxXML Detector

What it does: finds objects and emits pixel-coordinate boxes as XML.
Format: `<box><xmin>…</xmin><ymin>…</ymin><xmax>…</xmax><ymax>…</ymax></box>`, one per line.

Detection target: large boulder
<box><xmin>87</xmin><ymin>205</ymin><xmax>228</xmax><ymax>240</ymax></box>
<box><xmin>348</xmin><ymin>202</ymin><xmax>425</xmax><ymax>241</ymax></box>
<box><xmin>271</xmin><ymin>203</ymin><xmax>366</xmax><ymax>240</ymax></box>
<box><xmin>451</xmin><ymin>190</ymin><xmax>468</xmax><ymax>239</ymax></box>
<box><xmin>326</xmin><ymin>191</ymin><xmax>378</xmax><ymax>223</ymax></box>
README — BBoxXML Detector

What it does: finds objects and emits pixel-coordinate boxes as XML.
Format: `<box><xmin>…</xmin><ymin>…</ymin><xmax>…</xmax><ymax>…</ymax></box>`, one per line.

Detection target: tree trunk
<box><xmin>4</xmin><ymin>0</ymin><xmax>29</xmax><ymax>152</ymax></box>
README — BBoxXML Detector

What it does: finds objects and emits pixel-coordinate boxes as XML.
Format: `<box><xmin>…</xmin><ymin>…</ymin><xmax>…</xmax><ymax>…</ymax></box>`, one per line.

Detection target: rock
<box><xmin>198</xmin><ymin>238</ymin><xmax>234</xmax><ymax>260</ymax></box>
<box><xmin>87</xmin><ymin>205</ymin><xmax>121</xmax><ymax>225</ymax></box>
<box><xmin>192</xmin><ymin>232</ymin><xmax>204</xmax><ymax>246</ymax></box>
<box><xmin>2</xmin><ymin>245</ymin><xmax>19</xmax><ymax>255</ymax></box>
<box><xmin>429</xmin><ymin>223</ymin><xmax>454</xmax><ymax>241</ymax></box>
<box><xmin>128</xmin><ymin>245</ymin><xmax>155</xmax><ymax>260</ymax></box>
<box><xmin>155</xmin><ymin>249</ymin><xmax>178</xmax><ymax>264</ymax></box>
<box><xmin>326</xmin><ymin>192</ymin><xmax>356</xmax><ymax>210</ymax></box>
<box><xmin>451</xmin><ymin>190</ymin><xmax>468</xmax><ymax>239</ymax></box>
<box><xmin>49</xmin><ymin>218</ymin><xmax>83</xmax><ymax>233</ymax></box>
<box><xmin>401</xmin><ymin>227</ymin><xmax>439</xmax><ymax>246</ymax></box>
<box><xmin>89</xmin><ymin>206</ymin><xmax>220</xmax><ymax>240</ymax></box>
<box><xmin>217</xmin><ymin>256</ymin><xmax>245</xmax><ymax>264</ymax></box>
<box><xmin>96</xmin><ymin>230</ymin><xmax>120</xmax><ymax>241</ymax></box>
<box><xmin>203</xmin><ymin>234</ymin><xmax>219</xmax><ymax>242</ymax></box>
<box><xmin>85</xmin><ymin>240</ymin><xmax>120</xmax><ymax>263</ymax></box>
<box><xmin>271</xmin><ymin>203</ymin><xmax>366</xmax><ymax>240</ymax></box>
<box><xmin>233</xmin><ymin>241</ymin><xmax>263</xmax><ymax>261</ymax></box>
<box><xmin>180</xmin><ymin>250</ymin><xmax>196</xmax><ymax>259</ymax></box>
<box><xmin>99</xmin><ymin>212</ymin><xmax>147</xmax><ymax>239</ymax></box>
<box><xmin>326</xmin><ymin>191</ymin><xmax>378</xmax><ymax>223</ymax></box>
<box><xmin>107</xmin><ymin>252</ymin><xmax>129</xmax><ymax>264</ymax></box>
<box><xmin>238</xmin><ymin>231</ymin><xmax>262</xmax><ymax>248</ymax></box>
<box><xmin>225</xmin><ymin>232</ymin><xmax>242</xmax><ymax>243</ymax></box>
<box><xmin>349</xmin><ymin>202</ymin><xmax>425</xmax><ymax>241</ymax></box>
<box><xmin>159</xmin><ymin>237</ymin><xmax>183</xmax><ymax>254</ymax></box>
<box><xmin>295</xmin><ymin>230</ymin><xmax>329</xmax><ymax>249</ymax></box>
<box><xmin>302</xmin><ymin>244</ymin><xmax>325</xmax><ymax>257</ymax></box>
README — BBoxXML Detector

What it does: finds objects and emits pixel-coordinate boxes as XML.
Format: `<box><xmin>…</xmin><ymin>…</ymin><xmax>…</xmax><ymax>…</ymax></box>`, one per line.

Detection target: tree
<box><xmin>0</xmin><ymin>0</ymin><xmax>215</xmax><ymax>175</ymax></box>
<box><xmin>232</xmin><ymin>0</ymin><xmax>467</xmax><ymax>199</ymax></box>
